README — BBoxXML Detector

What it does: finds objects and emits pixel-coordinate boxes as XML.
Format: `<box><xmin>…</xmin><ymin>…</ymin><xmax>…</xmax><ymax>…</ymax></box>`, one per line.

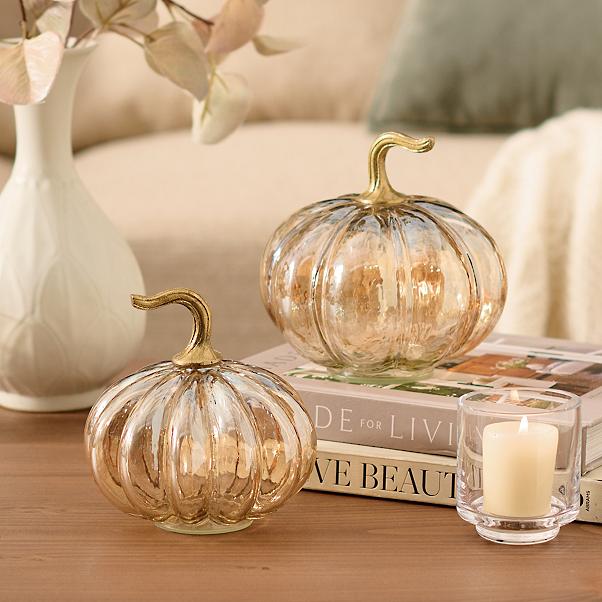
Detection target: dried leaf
<box><xmin>137</xmin><ymin>8</ymin><xmax>159</xmax><ymax>31</ymax></box>
<box><xmin>191</xmin><ymin>19</ymin><xmax>211</xmax><ymax>47</ymax></box>
<box><xmin>23</xmin><ymin>0</ymin><xmax>57</xmax><ymax>22</ymax></box>
<box><xmin>79</xmin><ymin>0</ymin><xmax>157</xmax><ymax>27</ymax></box>
<box><xmin>22</xmin><ymin>0</ymin><xmax>75</xmax><ymax>39</ymax></box>
<box><xmin>38</xmin><ymin>2</ymin><xmax>75</xmax><ymax>40</ymax></box>
<box><xmin>252</xmin><ymin>34</ymin><xmax>301</xmax><ymax>56</ymax></box>
<box><xmin>144</xmin><ymin>22</ymin><xmax>208</xmax><ymax>100</ymax></box>
<box><xmin>193</xmin><ymin>72</ymin><xmax>251</xmax><ymax>144</ymax></box>
<box><xmin>205</xmin><ymin>0</ymin><xmax>264</xmax><ymax>55</ymax></box>
<box><xmin>0</xmin><ymin>33</ymin><xmax>64</xmax><ymax>105</ymax></box>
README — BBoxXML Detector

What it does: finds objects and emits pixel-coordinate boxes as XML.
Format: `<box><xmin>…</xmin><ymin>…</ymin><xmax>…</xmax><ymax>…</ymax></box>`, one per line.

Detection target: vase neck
<box><xmin>12</xmin><ymin>44</ymin><xmax>95</xmax><ymax>179</ymax></box>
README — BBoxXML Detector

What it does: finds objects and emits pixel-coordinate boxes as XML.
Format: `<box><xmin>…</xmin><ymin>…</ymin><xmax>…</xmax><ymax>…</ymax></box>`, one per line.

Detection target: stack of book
<box><xmin>247</xmin><ymin>333</ymin><xmax>602</xmax><ymax>523</ymax></box>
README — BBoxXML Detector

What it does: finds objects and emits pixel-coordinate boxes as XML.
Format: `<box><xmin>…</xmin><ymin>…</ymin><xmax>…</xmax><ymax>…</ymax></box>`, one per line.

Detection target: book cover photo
<box><xmin>247</xmin><ymin>333</ymin><xmax>602</xmax><ymax>472</ymax></box>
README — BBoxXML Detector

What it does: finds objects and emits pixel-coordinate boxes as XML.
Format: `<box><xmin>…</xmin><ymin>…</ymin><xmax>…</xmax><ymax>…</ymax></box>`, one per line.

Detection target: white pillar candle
<box><xmin>482</xmin><ymin>415</ymin><xmax>559</xmax><ymax>517</ymax></box>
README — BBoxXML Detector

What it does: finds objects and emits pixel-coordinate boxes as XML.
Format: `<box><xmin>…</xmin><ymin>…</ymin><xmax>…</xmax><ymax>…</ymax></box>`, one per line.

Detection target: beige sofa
<box><xmin>0</xmin><ymin>0</ymin><xmax>507</xmax><ymax>362</ymax></box>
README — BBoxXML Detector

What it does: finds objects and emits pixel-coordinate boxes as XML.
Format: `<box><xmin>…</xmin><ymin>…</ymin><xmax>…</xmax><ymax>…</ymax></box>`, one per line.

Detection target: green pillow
<box><xmin>369</xmin><ymin>0</ymin><xmax>602</xmax><ymax>133</ymax></box>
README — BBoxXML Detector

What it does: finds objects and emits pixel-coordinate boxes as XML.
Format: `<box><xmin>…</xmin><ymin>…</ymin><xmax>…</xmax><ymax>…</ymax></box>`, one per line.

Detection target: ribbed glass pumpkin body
<box><xmin>85</xmin><ymin>360</ymin><xmax>316</xmax><ymax>534</ymax></box>
<box><xmin>261</xmin><ymin>194</ymin><xmax>507</xmax><ymax>381</ymax></box>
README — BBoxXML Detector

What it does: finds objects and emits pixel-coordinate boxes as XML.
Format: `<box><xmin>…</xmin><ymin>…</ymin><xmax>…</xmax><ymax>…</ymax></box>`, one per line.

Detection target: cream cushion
<box><xmin>0</xmin><ymin>0</ymin><xmax>405</xmax><ymax>155</ymax></box>
<box><xmin>0</xmin><ymin>123</ymin><xmax>506</xmax><ymax>362</ymax></box>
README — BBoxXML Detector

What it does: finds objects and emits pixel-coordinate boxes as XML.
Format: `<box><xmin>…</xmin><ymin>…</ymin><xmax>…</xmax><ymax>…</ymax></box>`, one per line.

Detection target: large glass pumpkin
<box><xmin>85</xmin><ymin>289</ymin><xmax>316</xmax><ymax>535</ymax></box>
<box><xmin>261</xmin><ymin>132</ymin><xmax>507</xmax><ymax>382</ymax></box>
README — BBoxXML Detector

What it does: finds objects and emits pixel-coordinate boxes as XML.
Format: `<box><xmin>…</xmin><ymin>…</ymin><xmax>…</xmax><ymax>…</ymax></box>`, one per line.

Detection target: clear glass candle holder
<box><xmin>457</xmin><ymin>388</ymin><xmax>581</xmax><ymax>545</ymax></box>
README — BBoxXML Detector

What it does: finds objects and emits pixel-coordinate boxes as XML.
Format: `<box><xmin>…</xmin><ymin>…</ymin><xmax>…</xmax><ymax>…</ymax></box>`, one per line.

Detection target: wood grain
<box><xmin>1</xmin><ymin>407</ymin><xmax>601</xmax><ymax>602</ymax></box>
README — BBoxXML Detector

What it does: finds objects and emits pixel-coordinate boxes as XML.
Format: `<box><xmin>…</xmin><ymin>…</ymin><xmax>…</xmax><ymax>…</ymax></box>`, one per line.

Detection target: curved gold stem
<box><xmin>364</xmin><ymin>132</ymin><xmax>435</xmax><ymax>203</ymax></box>
<box><xmin>131</xmin><ymin>288</ymin><xmax>222</xmax><ymax>367</ymax></box>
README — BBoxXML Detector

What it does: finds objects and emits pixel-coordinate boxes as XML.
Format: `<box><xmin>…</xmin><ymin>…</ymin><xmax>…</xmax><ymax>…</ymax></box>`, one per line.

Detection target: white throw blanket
<box><xmin>467</xmin><ymin>109</ymin><xmax>602</xmax><ymax>343</ymax></box>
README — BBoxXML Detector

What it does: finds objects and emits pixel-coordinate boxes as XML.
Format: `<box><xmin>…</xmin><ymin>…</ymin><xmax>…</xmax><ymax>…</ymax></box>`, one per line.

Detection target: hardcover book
<box><xmin>246</xmin><ymin>333</ymin><xmax>602</xmax><ymax>473</ymax></box>
<box><xmin>304</xmin><ymin>440</ymin><xmax>602</xmax><ymax>524</ymax></box>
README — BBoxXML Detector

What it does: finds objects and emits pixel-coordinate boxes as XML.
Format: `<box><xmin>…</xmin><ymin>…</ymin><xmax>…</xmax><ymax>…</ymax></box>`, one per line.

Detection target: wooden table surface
<box><xmin>1</xmin><ymin>407</ymin><xmax>602</xmax><ymax>602</ymax></box>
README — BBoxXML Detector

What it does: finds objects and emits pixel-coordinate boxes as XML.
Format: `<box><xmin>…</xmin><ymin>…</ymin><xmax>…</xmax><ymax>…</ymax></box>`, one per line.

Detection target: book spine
<box><xmin>579</xmin><ymin>475</ymin><xmax>602</xmax><ymax>523</ymax></box>
<box><xmin>304</xmin><ymin>444</ymin><xmax>602</xmax><ymax>523</ymax></box>
<box><xmin>305</xmin><ymin>445</ymin><xmax>457</xmax><ymax>506</ymax></box>
<box><xmin>297</xmin><ymin>387</ymin><xmax>457</xmax><ymax>457</ymax></box>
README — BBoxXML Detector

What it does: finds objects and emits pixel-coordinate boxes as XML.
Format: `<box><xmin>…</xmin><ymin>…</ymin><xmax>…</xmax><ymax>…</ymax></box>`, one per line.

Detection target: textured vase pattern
<box><xmin>86</xmin><ymin>361</ymin><xmax>316</xmax><ymax>530</ymax></box>
<box><xmin>260</xmin><ymin>130</ymin><xmax>508</xmax><ymax>382</ymax></box>
<box><xmin>0</xmin><ymin>45</ymin><xmax>145</xmax><ymax>408</ymax></box>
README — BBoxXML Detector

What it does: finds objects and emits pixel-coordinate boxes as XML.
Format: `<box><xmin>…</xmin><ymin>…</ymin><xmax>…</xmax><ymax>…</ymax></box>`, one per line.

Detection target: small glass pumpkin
<box><xmin>85</xmin><ymin>288</ymin><xmax>316</xmax><ymax>535</ymax></box>
<box><xmin>260</xmin><ymin>132</ymin><xmax>507</xmax><ymax>383</ymax></box>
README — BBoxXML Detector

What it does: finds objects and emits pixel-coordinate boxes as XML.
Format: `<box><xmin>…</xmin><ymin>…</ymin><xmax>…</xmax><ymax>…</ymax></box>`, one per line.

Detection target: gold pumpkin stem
<box><xmin>364</xmin><ymin>132</ymin><xmax>435</xmax><ymax>203</ymax></box>
<box><xmin>131</xmin><ymin>288</ymin><xmax>222</xmax><ymax>368</ymax></box>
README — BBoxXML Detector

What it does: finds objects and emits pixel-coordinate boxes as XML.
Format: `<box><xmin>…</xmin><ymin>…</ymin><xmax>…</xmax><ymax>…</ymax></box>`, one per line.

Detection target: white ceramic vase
<box><xmin>0</xmin><ymin>44</ymin><xmax>146</xmax><ymax>412</ymax></box>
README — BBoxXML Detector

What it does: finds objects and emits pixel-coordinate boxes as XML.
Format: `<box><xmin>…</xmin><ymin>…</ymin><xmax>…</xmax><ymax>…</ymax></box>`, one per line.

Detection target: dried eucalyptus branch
<box><xmin>1</xmin><ymin>0</ymin><xmax>301</xmax><ymax>144</ymax></box>
<box><xmin>66</xmin><ymin>2</ymin><xmax>76</xmax><ymax>41</ymax></box>
<box><xmin>18</xmin><ymin>0</ymin><xmax>29</xmax><ymax>38</ymax></box>
<box><xmin>114</xmin><ymin>22</ymin><xmax>148</xmax><ymax>40</ymax></box>
<box><xmin>109</xmin><ymin>26</ymin><xmax>144</xmax><ymax>48</ymax></box>
<box><xmin>162</xmin><ymin>0</ymin><xmax>213</xmax><ymax>26</ymax></box>
<box><xmin>71</xmin><ymin>26</ymin><xmax>95</xmax><ymax>47</ymax></box>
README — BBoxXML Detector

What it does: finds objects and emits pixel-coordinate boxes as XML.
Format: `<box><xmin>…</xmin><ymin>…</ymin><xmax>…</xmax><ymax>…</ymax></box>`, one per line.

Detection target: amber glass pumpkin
<box><xmin>85</xmin><ymin>289</ymin><xmax>316</xmax><ymax>535</ymax></box>
<box><xmin>261</xmin><ymin>132</ymin><xmax>507</xmax><ymax>382</ymax></box>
